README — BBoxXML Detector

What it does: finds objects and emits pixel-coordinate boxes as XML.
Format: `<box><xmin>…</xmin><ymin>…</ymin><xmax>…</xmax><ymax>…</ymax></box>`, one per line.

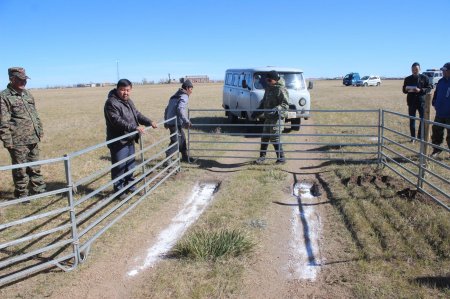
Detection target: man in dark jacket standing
<box><xmin>430</xmin><ymin>62</ymin><xmax>450</xmax><ymax>158</ymax></box>
<box><xmin>0</xmin><ymin>67</ymin><xmax>46</xmax><ymax>199</ymax></box>
<box><xmin>163</xmin><ymin>79</ymin><xmax>193</xmax><ymax>163</ymax></box>
<box><xmin>402</xmin><ymin>62</ymin><xmax>432</xmax><ymax>141</ymax></box>
<box><xmin>104</xmin><ymin>79</ymin><xmax>157</xmax><ymax>194</ymax></box>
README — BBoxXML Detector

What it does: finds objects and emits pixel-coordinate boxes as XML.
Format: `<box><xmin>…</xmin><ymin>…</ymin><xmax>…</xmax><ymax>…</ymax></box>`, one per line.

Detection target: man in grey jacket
<box><xmin>164</xmin><ymin>80</ymin><xmax>193</xmax><ymax>163</ymax></box>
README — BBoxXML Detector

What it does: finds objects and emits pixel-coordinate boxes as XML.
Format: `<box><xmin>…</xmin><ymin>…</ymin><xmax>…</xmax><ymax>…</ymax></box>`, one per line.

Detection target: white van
<box><xmin>422</xmin><ymin>69</ymin><xmax>443</xmax><ymax>86</ymax></box>
<box><xmin>222</xmin><ymin>67</ymin><xmax>312</xmax><ymax>130</ymax></box>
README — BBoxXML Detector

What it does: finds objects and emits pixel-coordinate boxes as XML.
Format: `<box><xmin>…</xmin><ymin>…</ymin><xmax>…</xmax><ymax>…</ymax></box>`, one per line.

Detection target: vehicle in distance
<box><xmin>422</xmin><ymin>69</ymin><xmax>443</xmax><ymax>86</ymax></box>
<box><xmin>343</xmin><ymin>72</ymin><xmax>360</xmax><ymax>86</ymax></box>
<box><xmin>222</xmin><ymin>67</ymin><xmax>312</xmax><ymax>130</ymax></box>
<box><xmin>356</xmin><ymin>75</ymin><xmax>381</xmax><ymax>87</ymax></box>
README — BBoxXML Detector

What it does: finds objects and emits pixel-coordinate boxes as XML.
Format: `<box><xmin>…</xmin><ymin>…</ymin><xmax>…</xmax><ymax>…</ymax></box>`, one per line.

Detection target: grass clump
<box><xmin>171</xmin><ymin>229</ymin><xmax>255</xmax><ymax>260</ymax></box>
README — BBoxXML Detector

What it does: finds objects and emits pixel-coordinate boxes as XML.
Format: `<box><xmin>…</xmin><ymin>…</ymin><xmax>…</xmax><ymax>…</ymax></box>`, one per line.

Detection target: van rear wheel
<box><xmin>228</xmin><ymin>113</ymin><xmax>238</xmax><ymax>123</ymax></box>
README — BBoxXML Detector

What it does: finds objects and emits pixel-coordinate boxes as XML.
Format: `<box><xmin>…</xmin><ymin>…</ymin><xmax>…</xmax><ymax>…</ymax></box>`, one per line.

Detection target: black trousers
<box><xmin>108</xmin><ymin>141</ymin><xmax>135</xmax><ymax>192</ymax></box>
<box><xmin>165</xmin><ymin>126</ymin><xmax>187</xmax><ymax>158</ymax></box>
<box><xmin>431</xmin><ymin>116</ymin><xmax>450</xmax><ymax>149</ymax></box>
<box><xmin>408</xmin><ymin>101</ymin><xmax>424</xmax><ymax>138</ymax></box>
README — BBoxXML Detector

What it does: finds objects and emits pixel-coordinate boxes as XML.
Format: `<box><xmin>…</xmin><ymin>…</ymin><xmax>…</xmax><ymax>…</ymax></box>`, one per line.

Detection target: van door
<box><xmin>223</xmin><ymin>72</ymin><xmax>233</xmax><ymax>110</ymax></box>
<box><xmin>237</xmin><ymin>72</ymin><xmax>251</xmax><ymax>119</ymax></box>
<box><xmin>229</xmin><ymin>73</ymin><xmax>240</xmax><ymax>117</ymax></box>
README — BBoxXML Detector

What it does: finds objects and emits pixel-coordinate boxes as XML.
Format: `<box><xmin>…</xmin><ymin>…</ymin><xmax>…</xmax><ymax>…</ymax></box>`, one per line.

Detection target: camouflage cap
<box><xmin>8</xmin><ymin>67</ymin><xmax>30</xmax><ymax>80</ymax></box>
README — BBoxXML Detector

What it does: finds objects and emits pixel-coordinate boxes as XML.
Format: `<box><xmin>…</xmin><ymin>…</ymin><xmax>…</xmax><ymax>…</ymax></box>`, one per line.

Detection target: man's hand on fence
<box><xmin>137</xmin><ymin>126</ymin><xmax>146</xmax><ymax>134</ymax></box>
<box><xmin>183</xmin><ymin>121</ymin><xmax>192</xmax><ymax>129</ymax></box>
<box><xmin>266</xmin><ymin>108</ymin><xmax>279</xmax><ymax>118</ymax></box>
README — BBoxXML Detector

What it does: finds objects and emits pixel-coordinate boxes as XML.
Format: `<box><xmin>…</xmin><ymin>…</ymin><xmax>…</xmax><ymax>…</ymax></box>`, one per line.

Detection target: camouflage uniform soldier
<box><xmin>0</xmin><ymin>67</ymin><xmax>46</xmax><ymax>198</ymax></box>
<box><xmin>252</xmin><ymin>70</ymin><xmax>289</xmax><ymax>164</ymax></box>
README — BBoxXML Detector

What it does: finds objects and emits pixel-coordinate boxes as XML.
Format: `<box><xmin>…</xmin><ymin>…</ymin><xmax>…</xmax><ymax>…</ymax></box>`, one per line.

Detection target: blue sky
<box><xmin>0</xmin><ymin>0</ymin><xmax>448</xmax><ymax>88</ymax></box>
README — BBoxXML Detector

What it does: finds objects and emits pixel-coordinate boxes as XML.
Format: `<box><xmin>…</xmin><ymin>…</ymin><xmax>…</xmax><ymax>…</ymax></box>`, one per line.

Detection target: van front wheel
<box><xmin>291</xmin><ymin>118</ymin><xmax>301</xmax><ymax>131</ymax></box>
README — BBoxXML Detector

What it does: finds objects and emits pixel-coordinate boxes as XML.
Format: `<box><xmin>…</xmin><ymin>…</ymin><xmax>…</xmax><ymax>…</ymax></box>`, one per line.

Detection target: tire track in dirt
<box><xmin>239</xmin><ymin>120</ymin><xmax>356</xmax><ymax>298</ymax></box>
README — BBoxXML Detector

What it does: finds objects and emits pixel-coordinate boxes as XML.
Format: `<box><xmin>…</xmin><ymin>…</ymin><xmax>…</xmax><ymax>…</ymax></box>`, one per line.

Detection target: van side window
<box><xmin>245</xmin><ymin>73</ymin><xmax>252</xmax><ymax>89</ymax></box>
<box><xmin>225</xmin><ymin>73</ymin><xmax>233</xmax><ymax>85</ymax></box>
<box><xmin>232</xmin><ymin>74</ymin><xmax>239</xmax><ymax>86</ymax></box>
<box><xmin>238</xmin><ymin>74</ymin><xmax>244</xmax><ymax>87</ymax></box>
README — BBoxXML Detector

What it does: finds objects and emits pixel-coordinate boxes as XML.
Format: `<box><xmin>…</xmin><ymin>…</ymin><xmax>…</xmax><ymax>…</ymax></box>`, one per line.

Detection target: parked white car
<box><xmin>356</xmin><ymin>75</ymin><xmax>381</xmax><ymax>87</ymax></box>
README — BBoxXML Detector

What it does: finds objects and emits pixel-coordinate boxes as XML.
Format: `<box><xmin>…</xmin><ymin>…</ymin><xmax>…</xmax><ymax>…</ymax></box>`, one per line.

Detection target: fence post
<box><xmin>377</xmin><ymin>109</ymin><xmax>383</xmax><ymax>164</ymax></box>
<box><xmin>139</xmin><ymin>135</ymin><xmax>148</xmax><ymax>194</ymax></box>
<box><xmin>278</xmin><ymin>110</ymin><xmax>282</xmax><ymax>161</ymax></box>
<box><xmin>423</xmin><ymin>92</ymin><xmax>433</xmax><ymax>158</ymax></box>
<box><xmin>63</xmin><ymin>154</ymin><xmax>81</xmax><ymax>266</ymax></box>
<box><xmin>417</xmin><ymin>92</ymin><xmax>433</xmax><ymax>190</ymax></box>
<box><xmin>186</xmin><ymin>110</ymin><xmax>190</xmax><ymax>163</ymax></box>
<box><xmin>417</xmin><ymin>121</ymin><xmax>426</xmax><ymax>189</ymax></box>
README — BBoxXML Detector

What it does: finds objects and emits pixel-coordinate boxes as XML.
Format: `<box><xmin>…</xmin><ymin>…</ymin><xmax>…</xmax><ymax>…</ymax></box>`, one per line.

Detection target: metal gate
<box><xmin>0</xmin><ymin>118</ymin><xmax>180</xmax><ymax>286</ymax></box>
<box><xmin>188</xmin><ymin>108</ymin><xmax>449</xmax><ymax>210</ymax></box>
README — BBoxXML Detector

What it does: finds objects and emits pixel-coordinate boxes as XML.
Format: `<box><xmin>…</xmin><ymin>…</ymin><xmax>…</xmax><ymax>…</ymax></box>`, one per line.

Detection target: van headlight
<box><xmin>299</xmin><ymin>98</ymin><xmax>306</xmax><ymax>106</ymax></box>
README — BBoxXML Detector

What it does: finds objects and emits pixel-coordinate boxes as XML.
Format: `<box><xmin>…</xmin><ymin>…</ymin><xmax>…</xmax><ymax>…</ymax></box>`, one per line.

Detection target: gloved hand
<box><xmin>266</xmin><ymin>108</ymin><xmax>279</xmax><ymax>118</ymax></box>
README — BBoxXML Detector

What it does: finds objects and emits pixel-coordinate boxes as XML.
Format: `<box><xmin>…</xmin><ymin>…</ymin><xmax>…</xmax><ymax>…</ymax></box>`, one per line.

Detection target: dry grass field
<box><xmin>1</xmin><ymin>80</ymin><xmax>449</xmax><ymax>298</ymax></box>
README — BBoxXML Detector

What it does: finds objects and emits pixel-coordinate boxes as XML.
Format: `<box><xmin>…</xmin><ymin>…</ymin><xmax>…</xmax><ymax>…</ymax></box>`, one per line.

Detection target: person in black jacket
<box><xmin>402</xmin><ymin>62</ymin><xmax>432</xmax><ymax>141</ymax></box>
<box><xmin>104</xmin><ymin>79</ymin><xmax>157</xmax><ymax>194</ymax></box>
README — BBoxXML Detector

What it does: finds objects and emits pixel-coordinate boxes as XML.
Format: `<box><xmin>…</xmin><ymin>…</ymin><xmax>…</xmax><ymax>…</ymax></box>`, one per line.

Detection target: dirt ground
<box><xmin>236</xmin><ymin>123</ymin><xmax>357</xmax><ymax>299</ymax></box>
<box><xmin>0</xmin><ymin>118</ymin><xmax>360</xmax><ymax>299</ymax></box>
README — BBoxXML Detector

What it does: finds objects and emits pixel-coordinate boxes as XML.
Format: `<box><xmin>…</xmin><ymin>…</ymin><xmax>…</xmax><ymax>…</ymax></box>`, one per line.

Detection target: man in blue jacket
<box><xmin>430</xmin><ymin>62</ymin><xmax>450</xmax><ymax>158</ymax></box>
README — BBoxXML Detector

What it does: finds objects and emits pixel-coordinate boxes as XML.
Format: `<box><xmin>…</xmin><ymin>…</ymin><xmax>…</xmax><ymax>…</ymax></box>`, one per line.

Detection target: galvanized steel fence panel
<box><xmin>0</xmin><ymin>117</ymin><xmax>180</xmax><ymax>286</ymax></box>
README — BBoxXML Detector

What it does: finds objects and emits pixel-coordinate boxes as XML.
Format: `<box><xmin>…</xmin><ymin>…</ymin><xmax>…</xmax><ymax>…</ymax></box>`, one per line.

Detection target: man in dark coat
<box><xmin>104</xmin><ymin>79</ymin><xmax>157</xmax><ymax>194</ymax></box>
<box><xmin>402</xmin><ymin>62</ymin><xmax>432</xmax><ymax>140</ymax></box>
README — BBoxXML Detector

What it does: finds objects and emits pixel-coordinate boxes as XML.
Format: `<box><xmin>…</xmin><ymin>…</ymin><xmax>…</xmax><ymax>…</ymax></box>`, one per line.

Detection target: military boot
<box><xmin>274</xmin><ymin>144</ymin><xmax>286</xmax><ymax>164</ymax></box>
<box><xmin>255</xmin><ymin>143</ymin><xmax>268</xmax><ymax>164</ymax></box>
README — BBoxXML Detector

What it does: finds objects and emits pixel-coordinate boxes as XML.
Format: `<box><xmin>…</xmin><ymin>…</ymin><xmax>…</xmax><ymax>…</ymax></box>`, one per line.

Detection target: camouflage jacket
<box><xmin>0</xmin><ymin>84</ymin><xmax>43</xmax><ymax>147</ymax></box>
<box><xmin>258</xmin><ymin>78</ymin><xmax>289</xmax><ymax>119</ymax></box>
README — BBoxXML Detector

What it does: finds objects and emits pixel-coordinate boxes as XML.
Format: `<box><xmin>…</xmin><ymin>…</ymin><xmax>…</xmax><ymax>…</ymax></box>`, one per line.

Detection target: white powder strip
<box><xmin>289</xmin><ymin>182</ymin><xmax>321</xmax><ymax>280</ymax></box>
<box><xmin>127</xmin><ymin>182</ymin><xmax>217</xmax><ymax>277</ymax></box>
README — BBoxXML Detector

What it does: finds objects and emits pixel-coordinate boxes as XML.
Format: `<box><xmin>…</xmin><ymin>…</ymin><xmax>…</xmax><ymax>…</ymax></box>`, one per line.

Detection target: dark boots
<box><xmin>255</xmin><ymin>143</ymin><xmax>268</xmax><ymax>164</ymax></box>
<box><xmin>255</xmin><ymin>143</ymin><xmax>285</xmax><ymax>164</ymax></box>
<box><xmin>274</xmin><ymin>144</ymin><xmax>285</xmax><ymax>164</ymax></box>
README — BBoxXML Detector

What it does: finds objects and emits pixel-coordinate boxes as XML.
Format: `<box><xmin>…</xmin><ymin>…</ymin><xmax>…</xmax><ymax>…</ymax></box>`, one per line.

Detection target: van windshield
<box><xmin>253</xmin><ymin>72</ymin><xmax>305</xmax><ymax>90</ymax></box>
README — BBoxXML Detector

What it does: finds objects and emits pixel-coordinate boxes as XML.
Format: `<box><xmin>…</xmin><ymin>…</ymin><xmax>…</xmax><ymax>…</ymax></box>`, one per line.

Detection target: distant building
<box><xmin>183</xmin><ymin>75</ymin><xmax>209</xmax><ymax>83</ymax></box>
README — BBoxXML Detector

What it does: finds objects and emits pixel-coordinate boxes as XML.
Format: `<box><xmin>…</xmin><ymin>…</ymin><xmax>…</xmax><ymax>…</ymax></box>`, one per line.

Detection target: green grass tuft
<box><xmin>171</xmin><ymin>229</ymin><xmax>255</xmax><ymax>260</ymax></box>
